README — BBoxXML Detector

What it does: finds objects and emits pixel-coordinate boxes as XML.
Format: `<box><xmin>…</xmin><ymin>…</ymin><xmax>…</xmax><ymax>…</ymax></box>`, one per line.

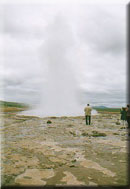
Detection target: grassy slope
<box><xmin>0</xmin><ymin>101</ymin><xmax>28</xmax><ymax>108</ymax></box>
<box><xmin>93</xmin><ymin>107</ymin><xmax>120</xmax><ymax>113</ymax></box>
<box><xmin>0</xmin><ymin>100</ymin><xmax>29</xmax><ymax>113</ymax></box>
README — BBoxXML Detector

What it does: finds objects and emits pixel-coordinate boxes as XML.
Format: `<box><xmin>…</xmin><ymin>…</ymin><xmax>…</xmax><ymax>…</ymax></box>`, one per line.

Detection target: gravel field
<box><xmin>1</xmin><ymin>112</ymin><xmax>128</xmax><ymax>186</ymax></box>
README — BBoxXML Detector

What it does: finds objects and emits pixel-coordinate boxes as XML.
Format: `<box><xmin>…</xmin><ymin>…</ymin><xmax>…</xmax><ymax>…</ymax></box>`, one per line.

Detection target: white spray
<box><xmin>20</xmin><ymin>16</ymin><xmax>97</xmax><ymax>117</ymax></box>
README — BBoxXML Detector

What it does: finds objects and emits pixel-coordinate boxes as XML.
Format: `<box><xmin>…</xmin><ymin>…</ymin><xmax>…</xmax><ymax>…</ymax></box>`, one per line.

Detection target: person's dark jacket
<box><xmin>126</xmin><ymin>107</ymin><xmax>130</xmax><ymax>117</ymax></box>
<box><xmin>120</xmin><ymin>109</ymin><xmax>127</xmax><ymax>120</ymax></box>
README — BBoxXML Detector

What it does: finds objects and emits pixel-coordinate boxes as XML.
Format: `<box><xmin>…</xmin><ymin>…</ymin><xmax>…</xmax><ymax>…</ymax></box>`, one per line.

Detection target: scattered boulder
<box><xmin>69</xmin><ymin>131</ymin><xmax>76</xmax><ymax>137</ymax></box>
<box><xmin>47</xmin><ymin>120</ymin><xmax>52</xmax><ymax>124</ymax></box>
<box><xmin>67</xmin><ymin>124</ymin><xmax>73</xmax><ymax>127</ymax></box>
<box><xmin>82</xmin><ymin>132</ymin><xmax>89</xmax><ymax>137</ymax></box>
<box><xmin>50</xmin><ymin>117</ymin><xmax>57</xmax><ymax>119</ymax></box>
<box><xmin>71</xmin><ymin>159</ymin><xmax>77</xmax><ymax>163</ymax></box>
<box><xmin>120</xmin><ymin>126</ymin><xmax>126</xmax><ymax>129</ymax></box>
<box><xmin>116</xmin><ymin>119</ymin><xmax>120</xmax><ymax>125</ymax></box>
<box><xmin>69</xmin><ymin>164</ymin><xmax>75</xmax><ymax>167</ymax></box>
<box><xmin>113</xmin><ymin>133</ymin><xmax>119</xmax><ymax>135</ymax></box>
<box><xmin>92</xmin><ymin>131</ymin><xmax>107</xmax><ymax>137</ymax></box>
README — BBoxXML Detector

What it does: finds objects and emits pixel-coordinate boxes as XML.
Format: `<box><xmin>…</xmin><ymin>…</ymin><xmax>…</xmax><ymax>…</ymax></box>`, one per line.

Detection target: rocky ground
<box><xmin>1</xmin><ymin>112</ymin><xmax>128</xmax><ymax>186</ymax></box>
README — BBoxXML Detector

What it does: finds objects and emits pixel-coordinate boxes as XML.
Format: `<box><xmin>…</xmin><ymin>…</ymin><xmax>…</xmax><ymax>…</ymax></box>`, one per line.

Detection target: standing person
<box><xmin>84</xmin><ymin>104</ymin><xmax>92</xmax><ymax>125</ymax></box>
<box><xmin>120</xmin><ymin>107</ymin><xmax>127</xmax><ymax>125</ymax></box>
<box><xmin>126</xmin><ymin>104</ymin><xmax>130</xmax><ymax>136</ymax></box>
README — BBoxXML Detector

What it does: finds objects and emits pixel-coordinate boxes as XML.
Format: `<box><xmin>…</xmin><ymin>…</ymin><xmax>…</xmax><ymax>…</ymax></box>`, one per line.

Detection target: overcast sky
<box><xmin>0</xmin><ymin>1</ymin><xmax>127</xmax><ymax>111</ymax></box>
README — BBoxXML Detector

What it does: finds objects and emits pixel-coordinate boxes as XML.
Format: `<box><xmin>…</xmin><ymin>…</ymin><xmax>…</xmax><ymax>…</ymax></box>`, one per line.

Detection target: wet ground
<box><xmin>1</xmin><ymin>112</ymin><xmax>128</xmax><ymax>186</ymax></box>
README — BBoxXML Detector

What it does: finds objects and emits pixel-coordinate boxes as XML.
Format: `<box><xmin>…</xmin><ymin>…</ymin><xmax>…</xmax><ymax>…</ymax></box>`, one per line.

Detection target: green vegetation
<box><xmin>92</xmin><ymin>131</ymin><xmax>107</xmax><ymax>137</ymax></box>
<box><xmin>120</xmin><ymin>127</ymin><xmax>126</xmax><ymax>129</ymax></box>
<box><xmin>82</xmin><ymin>132</ymin><xmax>89</xmax><ymax>137</ymax></box>
<box><xmin>113</xmin><ymin>133</ymin><xmax>119</xmax><ymax>135</ymax></box>
<box><xmin>47</xmin><ymin>120</ymin><xmax>52</xmax><ymax>124</ymax></box>
<box><xmin>0</xmin><ymin>100</ymin><xmax>29</xmax><ymax>113</ymax></box>
<box><xmin>0</xmin><ymin>100</ymin><xmax>28</xmax><ymax>108</ymax></box>
<box><xmin>93</xmin><ymin>107</ymin><xmax>120</xmax><ymax>113</ymax></box>
<box><xmin>1</xmin><ymin>175</ymin><xmax>15</xmax><ymax>186</ymax></box>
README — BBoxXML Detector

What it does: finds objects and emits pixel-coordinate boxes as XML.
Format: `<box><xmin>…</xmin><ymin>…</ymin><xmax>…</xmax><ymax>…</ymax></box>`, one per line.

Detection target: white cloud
<box><xmin>1</xmin><ymin>3</ymin><xmax>127</xmax><ymax>114</ymax></box>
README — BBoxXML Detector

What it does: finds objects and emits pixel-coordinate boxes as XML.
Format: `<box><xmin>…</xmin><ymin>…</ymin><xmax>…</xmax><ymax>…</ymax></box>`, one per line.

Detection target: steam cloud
<box><xmin>23</xmin><ymin>15</ymin><xmax>84</xmax><ymax>116</ymax></box>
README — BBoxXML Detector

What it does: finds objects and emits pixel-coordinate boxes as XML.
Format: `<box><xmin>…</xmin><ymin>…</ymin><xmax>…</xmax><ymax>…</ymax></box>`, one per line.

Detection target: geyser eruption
<box><xmin>20</xmin><ymin>15</ymin><xmax>97</xmax><ymax>117</ymax></box>
<box><xmin>39</xmin><ymin>16</ymin><xmax>81</xmax><ymax>116</ymax></box>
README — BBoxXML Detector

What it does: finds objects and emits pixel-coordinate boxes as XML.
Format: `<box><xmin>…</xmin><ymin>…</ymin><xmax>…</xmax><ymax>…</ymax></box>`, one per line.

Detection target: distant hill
<box><xmin>0</xmin><ymin>100</ymin><xmax>28</xmax><ymax>108</ymax></box>
<box><xmin>93</xmin><ymin>106</ymin><xmax>108</xmax><ymax>109</ymax></box>
<box><xmin>93</xmin><ymin>106</ymin><xmax>120</xmax><ymax>113</ymax></box>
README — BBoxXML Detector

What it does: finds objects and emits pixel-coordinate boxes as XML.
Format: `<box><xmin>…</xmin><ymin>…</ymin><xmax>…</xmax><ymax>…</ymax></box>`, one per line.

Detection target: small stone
<box><xmin>119</xmin><ymin>160</ymin><xmax>126</xmax><ymax>163</ymax></box>
<box><xmin>69</xmin><ymin>164</ymin><xmax>75</xmax><ymax>167</ymax></box>
<box><xmin>116</xmin><ymin>119</ymin><xmax>120</xmax><ymax>125</ymax></box>
<box><xmin>71</xmin><ymin>159</ymin><xmax>77</xmax><ymax>163</ymax></box>
<box><xmin>47</xmin><ymin>120</ymin><xmax>52</xmax><ymax>124</ymax></box>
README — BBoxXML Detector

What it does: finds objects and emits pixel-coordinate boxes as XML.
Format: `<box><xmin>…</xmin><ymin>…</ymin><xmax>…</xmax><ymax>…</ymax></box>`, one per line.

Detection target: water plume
<box><xmin>20</xmin><ymin>15</ymin><xmax>97</xmax><ymax>117</ymax></box>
